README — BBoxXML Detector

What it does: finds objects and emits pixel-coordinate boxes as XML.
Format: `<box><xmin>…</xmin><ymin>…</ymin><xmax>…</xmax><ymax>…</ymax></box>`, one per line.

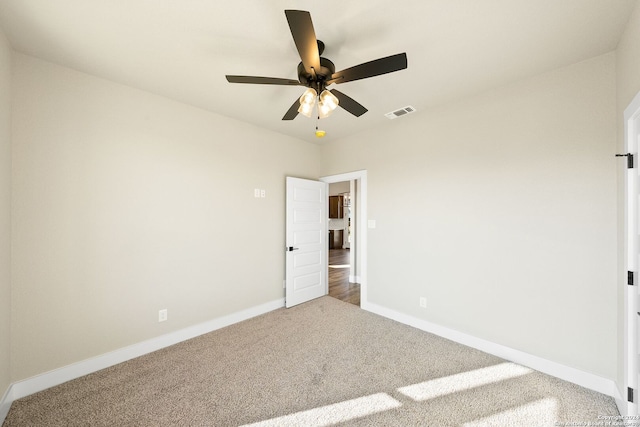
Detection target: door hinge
<box><xmin>629</xmin><ymin>271</ymin><xmax>635</xmax><ymax>286</ymax></box>
<box><xmin>629</xmin><ymin>387</ymin><xmax>635</xmax><ymax>403</ymax></box>
<box><xmin>616</xmin><ymin>153</ymin><xmax>635</xmax><ymax>169</ymax></box>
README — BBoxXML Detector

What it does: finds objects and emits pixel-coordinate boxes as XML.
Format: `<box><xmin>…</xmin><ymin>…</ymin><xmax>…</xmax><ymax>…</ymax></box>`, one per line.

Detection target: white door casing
<box><xmin>624</xmin><ymin>90</ymin><xmax>640</xmax><ymax>416</ymax></box>
<box><xmin>285</xmin><ymin>177</ymin><xmax>328</xmax><ymax>308</ymax></box>
<box><xmin>320</xmin><ymin>170</ymin><xmax>367</xmax><ymax>309</ymax></box>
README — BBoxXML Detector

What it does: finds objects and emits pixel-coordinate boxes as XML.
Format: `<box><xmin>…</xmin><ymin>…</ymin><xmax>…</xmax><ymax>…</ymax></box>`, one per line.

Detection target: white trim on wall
<box><xmin>349</xmin><ymin>275</ymin><xmax>361</xmax><ymax>284</ymax></box>
<box><xmin>0</xmin><ymin>297</ymin><xmax>284</xmax><ymax>418</ymax></box>
<box><xmin>366</xmin><ymin>302</ymin><xmax>617</xmax><ymax>398</ymax></box>
<box><xmin>1</xmin><ymin>290</ymin><xmax>619</xmax><ymax>423</ymax></box>
<box><xmin>0</xmin><ymin>385</ymin><xmax>12</xmax><ymax>424</ymax></box>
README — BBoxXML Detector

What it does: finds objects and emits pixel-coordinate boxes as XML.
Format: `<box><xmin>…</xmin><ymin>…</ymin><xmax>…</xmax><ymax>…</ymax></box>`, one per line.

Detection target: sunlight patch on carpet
<box><xmin>240</xmin><ymin>393</ymin><xmax>401</xmax><ymax>427</ymax></box>
<box><xmin>462</xmin><ymin>397</ymin><xmax>558</xmax><ymax>426</ymax></box>
<box><xmin>397</xmin><ymin>362</ymin><xmax>533</xmax><ymax>401</ymax></box>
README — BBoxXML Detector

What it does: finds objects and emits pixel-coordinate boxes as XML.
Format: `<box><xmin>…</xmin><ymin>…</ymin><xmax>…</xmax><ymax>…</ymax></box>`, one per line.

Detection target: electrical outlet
<box><xmin>419</xmin><ymin>297</ymin><xmax>427</xmax><ymax>308</ymax></box>
<box><xmin>254</xmin><ymin>189</ymin><xmax>260</xmax><ymax>198</ymax></box>
<box><xmin>158</xmin><ymin>309</ymin><xmax>168</xmax><ymax>322</ymax></box>
<box><xmin>261</xmin><ymin>189</ymin><xmax>266</xmax><ymax>198</ymax></box>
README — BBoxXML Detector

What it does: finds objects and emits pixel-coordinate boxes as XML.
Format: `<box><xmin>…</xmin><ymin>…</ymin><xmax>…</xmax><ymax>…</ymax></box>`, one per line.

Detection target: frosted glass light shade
<box><xmin>298</xmin><ymin>102</ymin><xmax>314</xmax><ymax>118</ymax></box>
<box><xmin>319</xmin><ymin>90</ymin><xmax>339</xmax><ymax>110</ymax></box>
<box><xmin>298</xmin><ymin>88</ymin><xmax>317</xmax><ymax>118</ymax></box>
<box><xmin>318</xmin><ymin>100</ymin><xmax>333</xmax><ymax>118</ymax></box>
<box><xmin>299</xmin><ymin>88</ymin><xmax>317</xmax><ymax>106</ymax></box>
<box><xmin>318</xmin><ymin>90</ymin><xmax>339</xmax><ymax>118</ymax></box>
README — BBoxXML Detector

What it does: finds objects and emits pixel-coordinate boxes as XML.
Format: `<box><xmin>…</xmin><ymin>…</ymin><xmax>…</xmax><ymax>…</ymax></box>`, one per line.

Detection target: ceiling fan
<box><xmin>225</xmin><ymin>10</ymin><xmax>408</xmax><ymax>121</ymax></box>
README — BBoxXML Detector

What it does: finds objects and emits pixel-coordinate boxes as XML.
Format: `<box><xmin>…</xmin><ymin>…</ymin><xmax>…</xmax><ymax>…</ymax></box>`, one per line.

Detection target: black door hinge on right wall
<box><xmin>629</xmin><ymin>387</ymin><xmax>635</xmax><ymax>403</ymax></box>
<box><xmin>616</xmin><ymin>153</ymin><xmax>635</xmax><ymax>169</ymax></box>
<box><xmin>629</xmin><ymin>271</ymin><xmax>635</xmax><ymax>286</ymax></box>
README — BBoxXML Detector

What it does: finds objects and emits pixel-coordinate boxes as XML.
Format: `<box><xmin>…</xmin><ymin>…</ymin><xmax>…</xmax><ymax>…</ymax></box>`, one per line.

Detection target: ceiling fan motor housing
<box><xmin>297</xmin><ymin>56</ymin><xmax>335</xmax><ymax>91</ymax></box>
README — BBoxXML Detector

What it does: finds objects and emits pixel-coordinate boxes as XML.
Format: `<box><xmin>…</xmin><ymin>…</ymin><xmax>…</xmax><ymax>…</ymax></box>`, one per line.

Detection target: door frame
<box><xmin>623</xmin><ymin>90</ymin><xmax>640</xmax><ymax>416</ymax></box>
<box><xmin>320</xmin><ymin>170</ymin><xmax>368</xmax><ymax>309</ymax></box>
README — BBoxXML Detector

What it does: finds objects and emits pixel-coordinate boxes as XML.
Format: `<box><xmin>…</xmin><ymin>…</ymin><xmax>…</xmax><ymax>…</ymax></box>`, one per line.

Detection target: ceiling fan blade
<box><xmin>282</xmin><ymin>97</ymin><xmax>300</xmax><ymax>120</ymax></box>
<box><xmin>327</xmin><ymin>53</ymin><xmax>408</xmax><ymax>85</ymax></box>
<box><xmin>226</xmin><ymin>75</ymin><xmax>302</xmax><ymax>85</ymax></box>
<box><xmin>285</xmin><ymin>10</ymin><xmax>321</xmax><ymax>76</ymax></box>
<box><xmin>330</xmin><ymin>89</ymin><xmax>368</xmax><ymax>117</ymax></box>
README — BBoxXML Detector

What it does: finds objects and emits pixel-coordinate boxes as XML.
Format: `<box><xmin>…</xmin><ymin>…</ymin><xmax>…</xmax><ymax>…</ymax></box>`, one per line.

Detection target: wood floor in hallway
<box><xmin>328</xmin><ymin>248</ymin><xmax>360</xmax><ymax>306</ymax></box>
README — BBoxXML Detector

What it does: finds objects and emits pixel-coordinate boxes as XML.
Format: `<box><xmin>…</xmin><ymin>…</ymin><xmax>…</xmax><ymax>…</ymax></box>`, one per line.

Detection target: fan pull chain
<box><xmin>315</xmin><ymin>113</ymin><xmax>326</xmax><ymax>138</ymax></box>
<box><xmin>316</xmin><ymin>94</ymin><xmax>320</xmax><ymax>129</ymax></box>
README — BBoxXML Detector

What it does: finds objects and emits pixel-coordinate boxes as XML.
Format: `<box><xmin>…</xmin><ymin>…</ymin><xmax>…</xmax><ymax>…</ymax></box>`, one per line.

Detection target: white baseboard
<box><xmin>0</xmin><ymin>384</ymin><xmax>13</xmax><ymax>425</ymax></box>
<box><xmin>7</xmin><ymin>298</ymin><xmax>285</xmax><ymax>404</ymax></box>
<box><xmin>614</xmin><ymin>386</ymin><xmax>628</xmax><ymax>417</ymax></box>
<box><xmin>0</xmin><ymin>297</ymin><xmax>619</xmax><ymax>425</ymax></box>
<box><xmin>365</xmin><ymin>301</ymin><xmax>617</xmax><ymax>398</ymax></box>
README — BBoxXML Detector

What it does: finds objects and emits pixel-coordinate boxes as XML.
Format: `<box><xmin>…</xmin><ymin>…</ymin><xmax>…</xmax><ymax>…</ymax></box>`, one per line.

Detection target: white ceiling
<box><xmin>0</xmin><ymin>0</ymin><xmax>635</xmax><ymax>143</ymax></box>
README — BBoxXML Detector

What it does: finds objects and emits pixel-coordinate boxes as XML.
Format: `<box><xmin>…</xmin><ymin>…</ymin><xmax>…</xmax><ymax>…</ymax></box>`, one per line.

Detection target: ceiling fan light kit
<box><xmin>225</xmin><ymin>10</ymin><xmax>408</xmax><ymax>134</ymax></box>
<box><xmin>318</xmin><ymin>90</ymin><xmax>339</xmax><ymax>118</ymax></box>
<box><xmin>298</xmin><ymin>88</ymin><xmax>317</xmax><ymax>117</ymax></box>
<box><xmin>299</xmin><ymin>88</ymin><xmax>317</xmax><ymax>105</ymax></box>
<box><xmin>317</xmin><ymin>101</ymin><xmax>332</xmax><ymax>118</ymax></box>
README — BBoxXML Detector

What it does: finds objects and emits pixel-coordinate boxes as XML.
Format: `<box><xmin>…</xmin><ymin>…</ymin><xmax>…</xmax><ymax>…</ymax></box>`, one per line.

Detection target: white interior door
<box><xmin>624</xmin><ymin>92</ymin><xmax>640</xmax><ymax>417</ymax></box>
<box><xmin>633</xmin><ymin>121</ymin><xmax>640</xmax><ymax>414</ymax></box>
<box><xmin>285</xmin><ymin>177</ymin><xmax>328</xmax><ymax>308</ymax></box>
<box><xmin>626</xmin><ymin>143</ymin><xmax>639</xmax><ymax>415</ymax></box>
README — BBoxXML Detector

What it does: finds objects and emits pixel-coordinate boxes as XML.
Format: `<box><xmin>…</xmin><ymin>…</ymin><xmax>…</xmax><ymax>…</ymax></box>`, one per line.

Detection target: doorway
<box><xmin>320</xmin><ymin>171</ymin><xmax>368</xmax><ymax>309</ymax></box>
<box><xmin>328</xmin><ymin>185</ymin><xmax>359</xmax><ymax>305</ymax></box>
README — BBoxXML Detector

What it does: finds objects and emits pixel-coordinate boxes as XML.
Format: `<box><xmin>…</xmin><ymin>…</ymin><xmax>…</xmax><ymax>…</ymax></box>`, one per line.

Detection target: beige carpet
<box><xmin>3</xmin><ymin>296</ymin><xmax>619</xmax><ymax>426</ymax></box>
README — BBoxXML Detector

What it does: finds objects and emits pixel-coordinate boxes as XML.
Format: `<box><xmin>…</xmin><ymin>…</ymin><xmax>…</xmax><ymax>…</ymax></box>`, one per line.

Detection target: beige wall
<box><xmin>616</xmin><ymin>0</ymin><xmax>640</xmax><ymax>394</ymax></box>
<box><xmin>321</xmin><ymin>53</ymin><xmax>617</xmax><ymax>379</ymax></box>
<box><xmin>0</xmin><ymin>25</ymin><xmax>11</xmax><ymax>397</ymax></box>
<box><xmin>10</xmin><ymin>54</ymin><xmax>320</xmax><ymax>380</ymax></box>
<box><xmin>329</xmin><ymin>181</ymin><xmax>350</xmax><ymax>196</ymax></box>
<box><xmin>617</xmin><ymin>0</ymin><xmax>640</xmax><ymax>112</ymax></box>
<box><xmin>3</xmin><ymin>8</ymin><xmax>634</xmax><ymax>389</ymax></box>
